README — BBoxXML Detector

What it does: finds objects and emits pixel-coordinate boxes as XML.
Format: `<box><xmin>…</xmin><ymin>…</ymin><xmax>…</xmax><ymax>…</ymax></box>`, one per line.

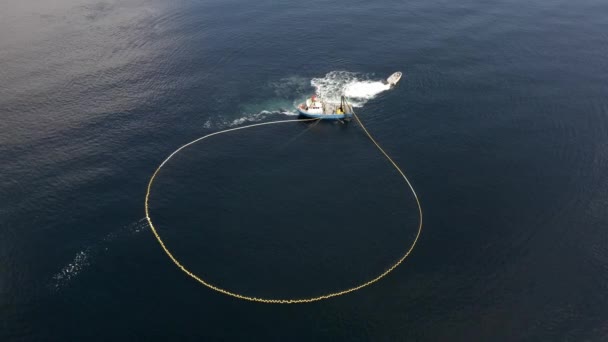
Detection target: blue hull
<box><xmin>297</xmin><ymin>108</ymin><xmax>353</xmax><ymax>120</ymax></box>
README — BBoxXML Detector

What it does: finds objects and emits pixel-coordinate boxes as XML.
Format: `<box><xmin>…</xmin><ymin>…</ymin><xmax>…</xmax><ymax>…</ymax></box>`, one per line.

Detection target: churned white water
<box><xmin>311</xmin><ymin>71</ymin><xmax>393</xmax><ymax>107</ymax></box>
<box><xmin>343</xmin><ymin>81</ymin><xmax>391</xmax><ymax>101</ymax></box>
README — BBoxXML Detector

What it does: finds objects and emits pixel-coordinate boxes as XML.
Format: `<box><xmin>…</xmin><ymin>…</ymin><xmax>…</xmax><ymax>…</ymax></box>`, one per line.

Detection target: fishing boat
<box><xmin>297</xmin><ymin>71</ymin><xmax>402</xmax><ymax>120</ymax></box>
<box><xmin>297</xmin><ymin>95</ymin><xmax>354</xmax><ymax>120</ymax></box>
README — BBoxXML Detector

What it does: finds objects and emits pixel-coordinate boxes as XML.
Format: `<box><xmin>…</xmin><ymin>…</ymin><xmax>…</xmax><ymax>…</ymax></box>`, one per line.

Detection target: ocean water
<box><xmin>2</xmin><ymin>0</ymin><xmax>608</xmax><ymax>340</ymax></box>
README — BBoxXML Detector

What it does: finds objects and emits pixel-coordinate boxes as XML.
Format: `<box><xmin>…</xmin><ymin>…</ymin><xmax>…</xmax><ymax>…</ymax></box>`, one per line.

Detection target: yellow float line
<box><xmin>144</xmin><ymin>115</ymin><xmax>423</xmax><ymax>303</ymax></box>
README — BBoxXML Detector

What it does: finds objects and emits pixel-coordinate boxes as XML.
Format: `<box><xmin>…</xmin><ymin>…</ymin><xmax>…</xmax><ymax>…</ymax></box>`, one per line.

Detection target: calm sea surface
<box><xmin>2</xmin><ymin>0</ymin><xmax>608</xmax><ymax>340</ymax></box>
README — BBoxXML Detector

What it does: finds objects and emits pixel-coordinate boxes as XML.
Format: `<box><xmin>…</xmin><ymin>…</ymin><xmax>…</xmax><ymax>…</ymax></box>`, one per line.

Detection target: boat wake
<box><xmin>203</xmin><ymin>76</ymin><xmax>309</xmax><ymax>129</ymax></box>
<box><xmin>203</xmin><ymin>109</ymin><xmax>298</xmax><ymax>129</ymax></box>
<box><xmin>49</xmin><ymin>218</ymin><xmax>148</xmax><ymax>291</ymax></box>
<box><xmin>227</xmin><ymin>109</ymin><xmax>299</xmax><ymax>127</ymax></box>
<box><xmin>312</xmin><ymin>71</ymin><xmax>392</xmax><ymax>107</ymax></box>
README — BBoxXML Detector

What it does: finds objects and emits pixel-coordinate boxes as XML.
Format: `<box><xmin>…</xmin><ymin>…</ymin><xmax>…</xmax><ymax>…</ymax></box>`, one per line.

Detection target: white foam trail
<box><xmin>51</xmin><ymin>249</ymin><xmax>91</xmax><ymax>290</ymax></box>
<box><xmin>281</xmin><ymin>109</ymin><xmax>299</xmax><ymax>116</ymax></box>
<box><xmin>344</xmin><ymin>81</ymin><xmax>391</xmax><ymax>99</ymax></box>
<box><xmin>226</xmin><ymin>110</ymin><xmax>297</xmax><ymax>127</ymax></box>
<box><xmin>50</xmin><ymin>218</ymin><xmax>148</xmax><ymax>291</ymax></box>
<box><xmin>204</xmin><ymin>110</ymin><xmax>298</xmax><ymax>129</ymax></box>
<box><xmin>311</xmin><ymin>71</ymin><xmax>392</xmax><ymax>107</ymax></box>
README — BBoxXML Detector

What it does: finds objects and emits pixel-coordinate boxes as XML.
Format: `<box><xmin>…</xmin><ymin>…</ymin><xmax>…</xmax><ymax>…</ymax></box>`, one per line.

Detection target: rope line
<box><xmin>144</xmin><ymin>115</ymin><xmax>423</xmax><ymax>303</ymax></box>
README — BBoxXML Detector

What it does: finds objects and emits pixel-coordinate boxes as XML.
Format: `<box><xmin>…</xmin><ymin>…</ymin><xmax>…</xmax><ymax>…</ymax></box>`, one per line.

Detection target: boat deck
<box><xmin>322</xmin><ymin>102</ymin><xmax>354</xmax><ymax>115</ymax></box>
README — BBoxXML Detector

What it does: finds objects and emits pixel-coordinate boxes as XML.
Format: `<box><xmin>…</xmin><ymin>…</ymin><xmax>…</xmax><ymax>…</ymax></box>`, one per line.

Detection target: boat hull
<box><xmin>297</xmin><ymin>108</ymin><xmax>353</xmax><ymax>120</ymax></box>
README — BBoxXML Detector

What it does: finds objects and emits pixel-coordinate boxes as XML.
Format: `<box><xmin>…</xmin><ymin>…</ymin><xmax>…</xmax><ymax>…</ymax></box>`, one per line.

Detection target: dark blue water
<box><xmin>2</xmin><ymin>0</ymin><xmax>608</xmax><ymax>340</ymax></box>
